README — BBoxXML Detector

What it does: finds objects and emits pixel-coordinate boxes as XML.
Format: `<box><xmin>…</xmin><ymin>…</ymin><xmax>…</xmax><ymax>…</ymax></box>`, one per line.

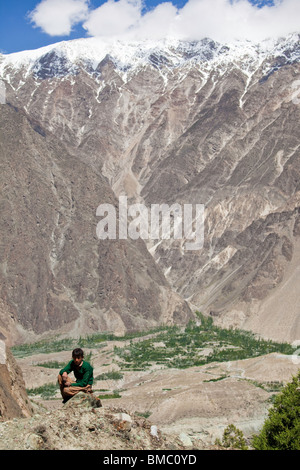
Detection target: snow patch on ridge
<box><xmin>0</xmin><ymin>33</ymin><xmax>299</xmax><ymax>81</ymax></box>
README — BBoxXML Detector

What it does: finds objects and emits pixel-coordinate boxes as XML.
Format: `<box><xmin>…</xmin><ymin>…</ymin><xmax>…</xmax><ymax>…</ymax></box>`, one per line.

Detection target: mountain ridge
<box><xmin>1</xmin><ymin>33</ymin><xmax>299</xmax><ymax>78</ymax></box>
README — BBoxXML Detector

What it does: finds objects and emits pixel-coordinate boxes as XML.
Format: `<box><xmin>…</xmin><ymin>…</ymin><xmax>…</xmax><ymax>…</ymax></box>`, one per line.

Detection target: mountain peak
<box><xmin>1</xmin><ymin>33</ymin><xmax>299</xmax><ymax>79</ymax></box>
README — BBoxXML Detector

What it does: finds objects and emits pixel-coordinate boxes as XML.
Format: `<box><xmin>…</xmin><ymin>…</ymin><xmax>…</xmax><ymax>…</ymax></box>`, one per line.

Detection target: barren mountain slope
<box><xmin>0</xmin><ymin>104</ymin><xmax>191</xmax><ymax>343</ymax></box>
<box><xmin>0</xmin><ymin>35</ymin><xmax>299</xmax><ymax>341</ymax></box>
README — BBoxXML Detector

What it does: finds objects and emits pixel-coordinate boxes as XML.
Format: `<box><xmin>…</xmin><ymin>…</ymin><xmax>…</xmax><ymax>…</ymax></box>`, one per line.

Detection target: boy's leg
<box><xmin>58</xmin><ymin>374</ymin><xmax>93</xmax><ymax>399</ymax></box>
<box><xmin>58</xmin><ymin>374</ymin><xmax>75</xmax><ymax>399</ymax></box>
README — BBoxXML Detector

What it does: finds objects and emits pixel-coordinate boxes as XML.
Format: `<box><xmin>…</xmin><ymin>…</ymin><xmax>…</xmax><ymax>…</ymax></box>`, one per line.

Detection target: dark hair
<box><xmin>72</xmin><ymin>348</ymin><xmax>84</xmax><ymax>358</ymax></box>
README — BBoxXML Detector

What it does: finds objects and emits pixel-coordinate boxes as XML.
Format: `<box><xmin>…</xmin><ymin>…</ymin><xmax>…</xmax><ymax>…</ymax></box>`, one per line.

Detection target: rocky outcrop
<box><xmin>0</xmin><ymin>392</ymin><xmax>192</xmax><ymax>450</ymax></box>
<box><xmin>0</xmin><ymin>331</ymin><xmax>33</xmax><ymax>420</ymax></box>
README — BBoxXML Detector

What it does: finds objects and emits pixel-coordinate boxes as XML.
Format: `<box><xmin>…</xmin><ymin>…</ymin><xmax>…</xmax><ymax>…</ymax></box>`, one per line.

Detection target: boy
<box><xmin>58</xmin><ymin>348</ymin><xmax>94</xmax><ymax>403</ymax></box>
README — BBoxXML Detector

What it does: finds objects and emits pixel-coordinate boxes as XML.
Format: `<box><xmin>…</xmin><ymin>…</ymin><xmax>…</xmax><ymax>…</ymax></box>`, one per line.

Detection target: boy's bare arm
<box><xmin>61</xmin><ymin>371</ymin><xmax>69</xmax><ymax>383</ymax></box>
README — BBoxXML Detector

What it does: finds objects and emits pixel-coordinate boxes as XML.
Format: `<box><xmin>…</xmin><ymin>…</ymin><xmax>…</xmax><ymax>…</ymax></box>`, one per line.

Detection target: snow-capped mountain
<box><xmin>0</xmin><ymin>34</ymin><xmax>300</xmax><ymax>343</ymax></box>
<box><xmin>0</xmin><ymin>34</ymin><xmax>299</xmax><ymax>79</ymax></box>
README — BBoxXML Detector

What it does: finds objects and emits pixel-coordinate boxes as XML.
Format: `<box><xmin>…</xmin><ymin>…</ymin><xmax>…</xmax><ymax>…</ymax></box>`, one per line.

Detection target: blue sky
<box><xmin>0</xmin><ymin>0</ymin><xmax>298</xmax><ymax>54</ymax></box>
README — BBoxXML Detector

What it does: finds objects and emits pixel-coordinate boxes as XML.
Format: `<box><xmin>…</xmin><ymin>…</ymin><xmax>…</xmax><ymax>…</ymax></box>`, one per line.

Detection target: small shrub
<box><xmin>216</xmin><ymin>424</ymin><xmax>248</xmax><ymax>450</ymax></box>
<box><xmin>95</xmin><ymin>370</ymin><xmax>123</xmax><ymax>381</ymax></box>
<box><xmin>26</xmin><ymin>383</ymin><xmax>58</xmax><ymax>400</ymax></box>
<box><xmin>96</xmin><ymin>391</ymin><xmax>121</xmax><ymax>399</ymax></box>
<box><xmin>36</xmin><ymin>361</ymin><xmax>65</xmax><ymax>369</ymax></box>
<box><xmin>136</xmin><ymin>411</ymin><xmax>152</xmax><ymax>419</ymax></box>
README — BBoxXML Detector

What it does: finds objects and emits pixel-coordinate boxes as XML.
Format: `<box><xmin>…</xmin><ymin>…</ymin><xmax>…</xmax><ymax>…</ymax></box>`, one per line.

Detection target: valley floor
<box><xmin>10</xmin><ymin>329</ymin><xmax>300</xmax><ymax>449</ymax></box>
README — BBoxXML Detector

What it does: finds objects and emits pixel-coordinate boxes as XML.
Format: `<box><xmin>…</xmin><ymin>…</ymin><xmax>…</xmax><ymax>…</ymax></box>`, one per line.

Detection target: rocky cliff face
<box><xmin>0</xmin><ymin>104</ymin><xmax>191</xmax><ymax>343</ymax></box>
<box><xmin>0</xmin><ymin>328</ymin><xmax>33</xmax><ymax>420</ymax></box>
<box><xmin>0</xmin><ymin>34</ymin><xmax>299</xmax><ymax>342</ymax></box>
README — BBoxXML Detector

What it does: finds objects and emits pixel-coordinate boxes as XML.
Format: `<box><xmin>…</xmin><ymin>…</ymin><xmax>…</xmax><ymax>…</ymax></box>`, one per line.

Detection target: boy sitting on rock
<box><xmin>58</xmin><ymin>348</ymin><xmax>95</xmax><ymax>403</ymax></box>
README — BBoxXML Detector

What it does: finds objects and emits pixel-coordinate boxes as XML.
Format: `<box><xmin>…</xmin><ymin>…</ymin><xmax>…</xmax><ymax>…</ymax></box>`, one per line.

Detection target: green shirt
<box><xmin>59</xmin><ymin>360</ymin><xmax>94</xmax><ymax>387</ymax></box>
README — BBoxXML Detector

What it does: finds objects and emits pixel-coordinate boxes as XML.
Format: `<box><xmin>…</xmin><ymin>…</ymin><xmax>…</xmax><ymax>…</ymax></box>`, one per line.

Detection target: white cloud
<box><xmin>29</xmin><ymin>0</ymin><xmax>90</xmax><ymax>36</ymax></box>
<box><xmin>118</xmin><ymin>2</ymin><xmax>179</xmax><ymax>41</ymax></box>
<box><xmin>29</xmin><ymin>0</ymin><xmax>300</xmax><ymax>42</ymax></box>
<box><xmin>83</xmin><ymin>1</ymin><xmax>179</xmax><ymax>41</ymax></box>
<box><xmin>83</xmin><ymin>0</ymin><xmax>142</xmax><ymax>38</ymax></box>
